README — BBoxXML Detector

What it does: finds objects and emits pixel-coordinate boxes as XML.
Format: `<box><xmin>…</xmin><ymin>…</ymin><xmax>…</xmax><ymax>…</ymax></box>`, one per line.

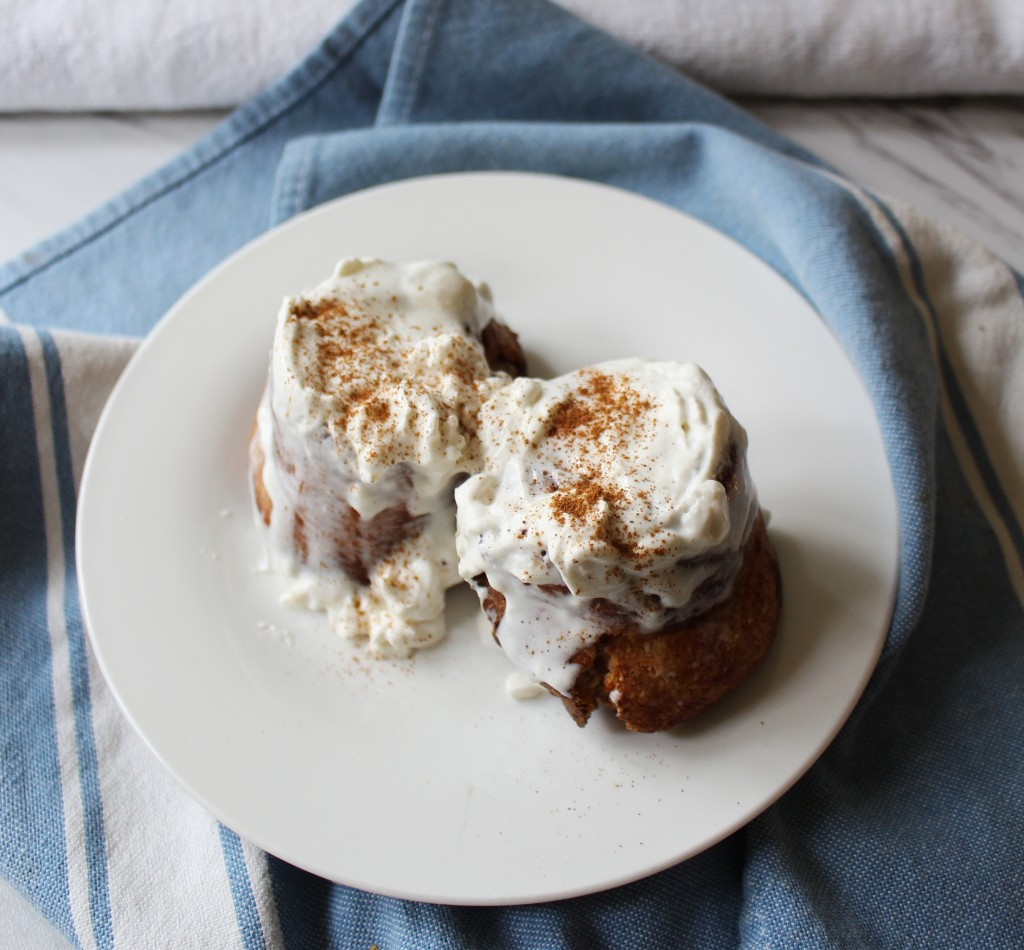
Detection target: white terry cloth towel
<box><xmin>1</xmin><ymin>0</ymin><xmax>1024</xmax><ymax>111</ymax></box>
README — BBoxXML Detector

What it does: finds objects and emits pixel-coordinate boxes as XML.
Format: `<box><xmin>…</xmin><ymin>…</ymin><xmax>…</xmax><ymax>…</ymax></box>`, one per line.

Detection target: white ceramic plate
<box><xmin>77</xmin><ymin>172</ymin><xmax>897</xmax><ymax>905</ymax></box>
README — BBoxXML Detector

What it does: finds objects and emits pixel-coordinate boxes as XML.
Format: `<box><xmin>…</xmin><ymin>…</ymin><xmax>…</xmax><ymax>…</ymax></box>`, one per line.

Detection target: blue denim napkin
<box><xmin>2</xmin><ymin>0</ymin><xmax>1022</xmax><ymax>946</ymax></box>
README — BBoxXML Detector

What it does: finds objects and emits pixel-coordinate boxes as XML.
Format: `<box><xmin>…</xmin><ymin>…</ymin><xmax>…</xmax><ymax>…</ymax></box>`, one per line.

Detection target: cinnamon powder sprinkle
<box><xmin>550</xmin><ymin>478</ymin><xmax>624</xmax><ymax>522</ymax></box>
<box><xmin>287</xmin><ymin>295</ymin><xmax>490</xmax><ymax>448</ymax></box>
<box><xmin>541</xmin><ymin>369</ymin><xmax>659</xmax><ymax>561</ymax></box>
<box><xmin>544</xmin><ymin>369</ymin><xmax>653</xmax><ymax>446</ymax></box>
<box><xmin>364</xmin><ymin>398</ymin><xmax>391</xmax><ymax>423</ymax></box>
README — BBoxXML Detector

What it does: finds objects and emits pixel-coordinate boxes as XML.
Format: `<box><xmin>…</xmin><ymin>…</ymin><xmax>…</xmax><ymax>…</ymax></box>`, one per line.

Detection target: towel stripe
<box><xmin>0</xmin><ymin>328</ymin><xmax>76</xmax><ymax>942</ymax></box>
<box><xmin>20</xmin><ymin>327</ymin><xmax>97</xmax><ymax>949</ymax></box>
<box><xmin>218</xmin><ymin>825</ymin><xmax>268</xmax><ymax>950</ymax></box>
<box><xmin>842</xmin><ymin>192</ymin><xmax>1024</xmax><ymax>605</ymax></box>
<box><xmin>808</xmin><ymin>167</ymin><xmax>1024</xmax><ymax>602</ymax></box>
<box><xmin>873</xmin><ymin>204</ymin><xmax>1024</xmax><ymax>523</ymax></box>
<box><xmin>874</xmin><ymin>206</ymin><xmax>1024</xmax><ymax>588</ymax></box>
<box><xmin>39</xmin><ymin>330</ymin><xmax>114</xmax><ymax>949</ymax></box>
<box><xmin>242</xmin><ymin>835</ymin><xmax>285</xmax><ymax>950</ymax></box>
<box><xmin>31</xmin><ymin>330</ymin><xmax>114</xmax><ymax>949</ymax></box>
<box><xmin>880</xmin><ymin>211</ymin><xmax>1024</xmax><ymax>557</ymax></box>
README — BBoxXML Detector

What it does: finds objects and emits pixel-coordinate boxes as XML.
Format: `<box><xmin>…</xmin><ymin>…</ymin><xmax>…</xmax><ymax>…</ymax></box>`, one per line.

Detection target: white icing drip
<box><xmin>456</xmin><ymin>359</ymin><xmax>754</xmax><ymax>693</ymax></box>
<box><xmin>254</xmin><ymin>258</ymin><xmax>509</xmax><ymax>657</ymax></box>
<box><xmin>505</xmin><ymin>670</ymin><xmax>547</xmax><ymax>700</ymax></box>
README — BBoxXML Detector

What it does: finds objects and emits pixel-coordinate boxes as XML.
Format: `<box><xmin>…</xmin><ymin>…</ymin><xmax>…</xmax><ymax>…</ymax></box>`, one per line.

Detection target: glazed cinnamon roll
<box><xmin>250</xmin><ymin>258</ymin><xmax>524</xmax><ymax>656</ymax></box>
<box><xmin>456</xmin><ymin>360</ymin><xmax>780</xmax><ymax>731</ymax></box>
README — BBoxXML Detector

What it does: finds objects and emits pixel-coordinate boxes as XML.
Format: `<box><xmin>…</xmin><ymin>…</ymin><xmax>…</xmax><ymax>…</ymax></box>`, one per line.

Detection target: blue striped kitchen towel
<box><xmin>1</xmin><ymin>0</ymin><xmax>1021</xmax><ymax>946</ymax></box>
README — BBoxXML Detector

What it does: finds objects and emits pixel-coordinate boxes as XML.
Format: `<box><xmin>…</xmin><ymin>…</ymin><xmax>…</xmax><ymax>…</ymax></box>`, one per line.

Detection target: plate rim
<box><xmin>76</xmin><ymin>170</ymin><xmax>898</xmax><ymax>905</ymax></box>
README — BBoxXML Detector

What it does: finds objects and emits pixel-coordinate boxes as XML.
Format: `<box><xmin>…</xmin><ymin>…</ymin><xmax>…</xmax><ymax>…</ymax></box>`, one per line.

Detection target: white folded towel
<box><xmin>1</xmin><ymin>0</ymin><xmax>1023</xmax><ymax>111</ymax></box>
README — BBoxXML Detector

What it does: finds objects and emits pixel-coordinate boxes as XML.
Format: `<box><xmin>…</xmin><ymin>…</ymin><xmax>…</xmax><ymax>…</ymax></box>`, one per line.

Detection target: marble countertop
<box><xmin>1</xmin><ymin>95</ymin><xmax>1022</xmax><ymax>947</ymax></box>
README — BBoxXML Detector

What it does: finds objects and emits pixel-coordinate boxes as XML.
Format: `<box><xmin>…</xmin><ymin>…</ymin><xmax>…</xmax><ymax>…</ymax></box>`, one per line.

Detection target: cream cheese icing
<box><xmin>455</xmin><ymin>359</ymin><xmax>756</xmax><ymax>694</ymax></box>
<box><xmin>253</xmin><ymin>258</ymin><xmax>511</xmax><ymax>656</ymax></box>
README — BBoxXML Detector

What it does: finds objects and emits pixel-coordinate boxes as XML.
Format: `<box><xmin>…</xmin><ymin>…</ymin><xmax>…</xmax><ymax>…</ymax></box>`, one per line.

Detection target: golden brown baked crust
<box><xmin>477</xmin><ymin>512</ymin><xmax>780</xmax><ymax>732</ymax></box>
